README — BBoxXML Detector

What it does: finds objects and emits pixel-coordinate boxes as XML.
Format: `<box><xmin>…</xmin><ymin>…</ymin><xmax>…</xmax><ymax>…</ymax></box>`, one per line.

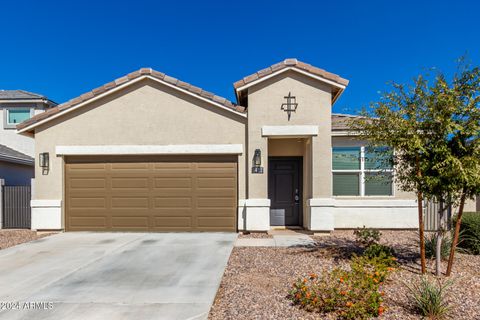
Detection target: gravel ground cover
<box><xmin>209</xmin><ymin>230</ymin><xmax>480</xmax><ymax>319</ymax></box>
<box><xmin>238</xmin><ymin>232</ymin><xmax>273</xmax><ymax>239</ymax></box>
<box><xmin>0</xmin><ymin>229</ymin><xmax>54</xmax><ymax>250</ymax></box>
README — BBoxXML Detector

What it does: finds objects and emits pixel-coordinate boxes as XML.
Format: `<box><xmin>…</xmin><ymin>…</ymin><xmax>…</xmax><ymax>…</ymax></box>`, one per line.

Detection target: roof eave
<box><xmin>234</xmin><ymin>66</ymin><xmax>348</xmax><ymax>105</ymax></box>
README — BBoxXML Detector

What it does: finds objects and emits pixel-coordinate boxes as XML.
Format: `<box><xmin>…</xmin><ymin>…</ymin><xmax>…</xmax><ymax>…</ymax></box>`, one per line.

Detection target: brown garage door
<box><xmin>65</xmin><ymin>155</ymin><xmax>237</xmax><ymax>232</ymax></box>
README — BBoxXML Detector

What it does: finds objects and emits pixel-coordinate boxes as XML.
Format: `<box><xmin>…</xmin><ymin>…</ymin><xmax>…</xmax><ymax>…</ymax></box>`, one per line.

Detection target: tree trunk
<box><xmin>416</xmin><ymin>156</ymin><xmax>426</xmax><ymax>274</ymax></box>
<box><xmin>435</xmin><ymin>201</ymin><xmax>445</xmax><ymax>276</ymax></box>
<box><xmin>435</xmin><ymin>231</ymin><xmax>442</xmax><ymax>276</ymax></box>
<box><xmin>446</xmin><ymin>192</ymin><xmax>467</xmax><ymax>276</ymax></box>
<box><xmin>418</xmin><ymin>191</ymin><xmax>426</xmax><ymax>274</ymax></box>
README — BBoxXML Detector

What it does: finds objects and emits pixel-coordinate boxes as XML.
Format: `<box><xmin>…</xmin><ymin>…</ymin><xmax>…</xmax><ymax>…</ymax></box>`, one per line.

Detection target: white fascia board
<box><xmin>244</xmin><ymin>199</ymin><xmax>271</xmax><ymax>207</ymax></box>
<box><xmin>55</xmin><ymin>144</ymin><xmax>244</xmax><ymax>156</ymax></box>
<box><xmin>235</xmin><ymin>67</ymin><xmax>347</xmax><ymax>92</ymax></box>
<box><xmin>31</xmin><ymin>199</ymin><xmax>62</xmax><ymax>207</ymax></box>
<box><xmin>0</xmin><ymin>155</ymin><xmax>34</xmax><ymax>166</ymax></box>
<box><xmin>0</xmin><ymin>99</ymin><xmax>46</xmax><ymax>104</ymax></box>
<box><xmin>331</xmin><ymin>130</ymin><xmax>359</xmax><ymax>136</ymax></box>
<box><xmin>262</xmin><ymin>125</ymin><xmax>318</xmax><ymax>137</ymax></box>
<box><xmin>18</xmin><ymin>75</ymin><xmax>246</xmax><ymax>134</ymax></box>
<box><xmin>333</xmin><ymin>199</ymin><xmax>417</xmax><ymax>208</ymax></box>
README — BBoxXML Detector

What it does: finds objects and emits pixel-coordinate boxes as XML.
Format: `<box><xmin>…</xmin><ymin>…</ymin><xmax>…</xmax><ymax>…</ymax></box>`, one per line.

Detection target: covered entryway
<box><xmin>65</xmin><ymin>155</ymin><xmax>237</xmax><ymax>232</ymax></box>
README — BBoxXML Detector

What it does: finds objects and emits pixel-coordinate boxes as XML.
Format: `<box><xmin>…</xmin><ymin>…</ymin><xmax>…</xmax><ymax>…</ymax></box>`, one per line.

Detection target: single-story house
<box><xmin>16</xmin><ymin>59</ymin><xmax>478</xmax><ymax>232</ymax></box>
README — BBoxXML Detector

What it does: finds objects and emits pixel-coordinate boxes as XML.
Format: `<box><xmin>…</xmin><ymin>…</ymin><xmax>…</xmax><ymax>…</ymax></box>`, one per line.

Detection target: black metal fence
<box><xmin>2</xmin><ymin>186</ymin><xmax>31</xmax><ymax>229</ymax></box>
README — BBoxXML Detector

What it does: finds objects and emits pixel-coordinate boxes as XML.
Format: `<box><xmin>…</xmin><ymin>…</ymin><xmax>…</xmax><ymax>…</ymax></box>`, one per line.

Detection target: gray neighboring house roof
<box><xmin>0</xmin><ymin>144</ymin><xmax>34</xmax><ymax>165</ymax></box>
<box><xmin>0</xmin><ymin>90</ymin><xmax>57</xmax><ymax>105</ymax></box>
<box><xmin>332</xmin><ymin>113</ymin><xmax>370</xmax><ymax>131</ymax></box>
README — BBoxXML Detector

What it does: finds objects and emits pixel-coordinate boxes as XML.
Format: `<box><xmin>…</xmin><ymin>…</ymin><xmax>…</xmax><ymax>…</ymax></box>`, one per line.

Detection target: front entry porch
<box><xmin>268</xmin><ymin>157</ymin><xmax>303</xmax><ymax>227</ymax></box>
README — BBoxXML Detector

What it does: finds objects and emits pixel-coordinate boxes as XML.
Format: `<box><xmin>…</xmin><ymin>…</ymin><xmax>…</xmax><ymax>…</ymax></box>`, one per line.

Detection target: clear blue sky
<box><xmin>1</xmin><ymin>0</ymin><xmax>478</xmax><ymax>114</ymax></box>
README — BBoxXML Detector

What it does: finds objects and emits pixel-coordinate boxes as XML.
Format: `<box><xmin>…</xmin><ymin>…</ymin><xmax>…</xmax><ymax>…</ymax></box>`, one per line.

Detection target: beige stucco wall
<box><xmin>33</xmin><ymin>78</ymin><xmax>247</xmax><ymax>202</ymax></box>
<box><xmin>268</xmin><ymin>138</ymin><xmax>304</xmax><ymax>156</ymax></box>
<box><xmin>247</xmin><ymin>70</ymin><xmax>332</xmax><ymax>199</ymax></box>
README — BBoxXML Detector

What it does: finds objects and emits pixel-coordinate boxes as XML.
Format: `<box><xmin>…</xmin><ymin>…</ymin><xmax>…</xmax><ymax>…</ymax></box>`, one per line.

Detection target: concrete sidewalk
<box><xmin>235</xmin><ymin>230</ymin><xmax>315</xmax><ymax>247</ymax></box>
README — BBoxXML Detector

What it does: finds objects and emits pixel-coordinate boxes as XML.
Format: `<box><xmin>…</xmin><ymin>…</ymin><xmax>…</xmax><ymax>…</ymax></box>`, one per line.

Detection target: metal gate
<box><xmin>2</xmin><ymin>186</ymin><xmax>31</xmax><ymax>229</ymax></box>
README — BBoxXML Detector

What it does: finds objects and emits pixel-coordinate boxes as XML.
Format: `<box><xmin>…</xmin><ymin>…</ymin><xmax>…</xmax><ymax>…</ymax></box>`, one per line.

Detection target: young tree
<box><xmin>351</xmin><ymin>61</ymin><xmax>480</xmax><ymax>276</ymax></box>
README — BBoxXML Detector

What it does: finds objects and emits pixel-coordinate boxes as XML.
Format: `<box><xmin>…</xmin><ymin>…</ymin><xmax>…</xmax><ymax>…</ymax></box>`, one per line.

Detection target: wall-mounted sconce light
<box><xmin>39</xmin><ymin>152</ymin><xmax>49</xmax><ymax>170</ymax></box>
<box><xmin>252</xmin><ymin>149</ymin><xmax>264</xmax><ymax>174</ymax></box>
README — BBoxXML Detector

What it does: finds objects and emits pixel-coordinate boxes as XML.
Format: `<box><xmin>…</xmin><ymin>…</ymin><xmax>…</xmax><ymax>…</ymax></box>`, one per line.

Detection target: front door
<box><xmin>268</xmin><ymin>157</ymin><xmax>302</xmax><ymax>226</ymax></box>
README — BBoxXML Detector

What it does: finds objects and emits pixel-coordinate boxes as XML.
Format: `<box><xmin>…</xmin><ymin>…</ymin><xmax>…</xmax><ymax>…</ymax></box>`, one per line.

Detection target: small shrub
<box><xmin>354</xmin><ymin>226</ymin><xmax>381</xmax><ymax>247</ymax></box>
<box><xmin>456</xmin><ymin>212</ymin><xmax>480</xmax><ymax>255</ymax></box>
<box><xmin>363</xmin><ymin>243</ymin><xmax>395</xmax><ymax>260</ymax></box>
<box><xmin>424</xmin><ymin>233</ymin><xmax>451</xmax><ymax>260</ymax></box>
<box><xmin>406</xmin><ymin>277</ymin><xmax>452</xmax><ymax>320</ymax></box>
<box><xmin>289</xmin><ymin>255</ymin><xmax>396</xmax><ymax>319</ymax></box>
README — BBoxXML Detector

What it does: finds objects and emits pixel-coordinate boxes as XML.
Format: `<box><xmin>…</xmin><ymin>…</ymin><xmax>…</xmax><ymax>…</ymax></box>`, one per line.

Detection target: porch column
<box><xmin>307</xmin><ymin>126</ymin><xmax>335</xmax><ymax>231</ymax></box>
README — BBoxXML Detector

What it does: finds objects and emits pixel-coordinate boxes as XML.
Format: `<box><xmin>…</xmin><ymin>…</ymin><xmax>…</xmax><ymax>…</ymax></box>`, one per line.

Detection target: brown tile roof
<box><xmin>17</xmin><ymin>68</ymin><xmax>245</xmax><ymax>131</ymax></box>
<box><xmin>234</xmin><ymin>58</ymin><xmax>349</xmax><ymax>90</ymax></box>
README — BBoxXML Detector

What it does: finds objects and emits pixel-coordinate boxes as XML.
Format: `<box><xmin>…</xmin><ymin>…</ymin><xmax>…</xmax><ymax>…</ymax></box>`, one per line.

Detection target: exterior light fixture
<box><xmin>252</xmin><ymin>149</ymin><xmax>264</xmax><ymax>174</ymax></box>
<box><xmin>39</xmin><ymin>152</ymin><xmax>49</xmax><ymax>169</ymax></box>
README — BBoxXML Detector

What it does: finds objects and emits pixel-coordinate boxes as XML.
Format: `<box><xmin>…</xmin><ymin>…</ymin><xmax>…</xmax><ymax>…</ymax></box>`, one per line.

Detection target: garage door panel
<box><xmin>196</xmin><ymin>189</ymin><xmax>235</xmax><ymax>197</ymax></box>
<box><xmin>153</xmin><ymin>216</ymin><xmax>193</xmax><ymax>228</ymax></box>
<box><xmin>69</xmin><ymin>178</ymin><xmax>107</xmax><ymax>189</ymax></box>
<box><xmin>66</xmin><ymin>156</ymin><xmax>237</xmax><ymax>231</ymax></box>
<box><xmin>69</xmin><ymin>197</ymin><xmax>106</xmax><ymax>209</ymax></box>
<box><xmin>111</xmin><ymin>178</ymin><xmax>149</xmax><ymax>189</ymax></box>
<box><xmin>154</xmin><ymin>197</ymin><xmax>192</xmax><ymax>208</ymax></box>
<box><xmin>111</xmin><ymin>197</ymin><xmax>149</xmax><ymax>209</ymax></box>
<box><xmin>111</xmin><ymin>216</ymin><xmax>149</xmax><ymax>228</ymax></box>
<box><xmin>196</xmin><ymin>197</ymin><xmax>235</xmax><ymax>208</ymax></box>
<box><xmin>68</xmin><ymin>163</ymin><xmax>107</xmax><ymax>170</ymax></box>
<box><xmin>154</xmin><ymin>177</ymin><xmax>192</xmax><ymax>188</ymax></box>
<box><xmin>111</xmin><ymin>162</ymin><xmax>149</xmax><ymax>170</ymax></box>
<box><xmin>68</xmin><ymin>217</ymin><xmax>108</xmax><ymax>228</ymax></box>
<box><xmin>197</xmin><ymin>177</ymin><xmax>235</xmax><ymax>188</ymax></box>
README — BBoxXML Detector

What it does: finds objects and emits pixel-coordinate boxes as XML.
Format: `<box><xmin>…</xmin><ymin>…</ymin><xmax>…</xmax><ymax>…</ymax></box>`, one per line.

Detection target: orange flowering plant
<box><xmin>288</xmin><ymin>252</ymin><xmax>398</xmax><ymax>319</ymax></box>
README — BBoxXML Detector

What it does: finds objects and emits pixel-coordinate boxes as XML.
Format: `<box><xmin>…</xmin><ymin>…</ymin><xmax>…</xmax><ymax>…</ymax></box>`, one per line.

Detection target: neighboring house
<box><xmin>0</xmin><ymin>90</ymin><xmax>56</xmax><ymax>186</ymax></box>
<box><xmin>16</xmin><ymin>59</ymin><xmax>470</xmax><ymax>232</ymax></box>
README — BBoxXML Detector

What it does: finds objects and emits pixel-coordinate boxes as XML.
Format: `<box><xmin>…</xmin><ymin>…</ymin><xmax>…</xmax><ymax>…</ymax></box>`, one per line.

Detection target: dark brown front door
<box><xmin>268</xmin><ymin>157</ymin><xmax>302</xmax><ymax>226</ymax></box>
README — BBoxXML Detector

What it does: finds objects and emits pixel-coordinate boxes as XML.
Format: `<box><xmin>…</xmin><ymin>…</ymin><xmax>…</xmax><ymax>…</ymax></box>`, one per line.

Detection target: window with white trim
<box><xmin>3</xmin><ymin>107</ymin><xmax>32</xmax><ymax>129</ymax></box>
<box><xmin>332</xmin><ymin>146</ymin><xmax>393</xmax><ymax>196</ymax></box>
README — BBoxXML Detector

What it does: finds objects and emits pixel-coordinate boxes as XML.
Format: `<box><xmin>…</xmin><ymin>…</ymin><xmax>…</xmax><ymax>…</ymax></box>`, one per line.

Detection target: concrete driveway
<box><xmin>0</xmin><ymin>232</ymin><xmax>236</xmax><ymax>320</ymax></box>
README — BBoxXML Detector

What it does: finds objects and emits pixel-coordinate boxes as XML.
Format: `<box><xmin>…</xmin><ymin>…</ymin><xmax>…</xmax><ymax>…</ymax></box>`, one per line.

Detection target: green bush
<box><xmin>289</xmin><ymin>255</ymin><xmax>396</xmax><ymax>319</ymax></box>
<box><xmin>406</xmin><ymin>277</ymin><xmax>452</xmax><ymax>319</ymax></box>
<box><xmin>363</xmin><ymin>243</ymin><xmax>395</xmax><ymax>260</ymax></box>
<box><xmin>424</xmin><ymin>233</ymin><xmax>451</xmax><ymax>260</ymax></box>
<box><xmin>354</xmin><ymin>226</ymin><xmax>381</xmax><ymax>247</ymax></box>
<box><xmin>456</xmin><ymin>212</ymin><xmax>480</xmax><ymax>255</ymax></box>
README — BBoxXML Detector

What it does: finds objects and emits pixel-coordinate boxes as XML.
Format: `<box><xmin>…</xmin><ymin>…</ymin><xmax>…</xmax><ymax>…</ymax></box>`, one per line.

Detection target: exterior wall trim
<box><xmin>55</xmin><ymin>144</ymin><xmax>244</xmax><ymax>156</ymax></box>
<box><xmin>31</xmin><ymin>199</ymin><xmax>62</xmax><ymax>230</ymax></box>
<box><xmin>262</xmin><ymin>125</ymin><xmax>318</xmax><ymax>137</ymax></box>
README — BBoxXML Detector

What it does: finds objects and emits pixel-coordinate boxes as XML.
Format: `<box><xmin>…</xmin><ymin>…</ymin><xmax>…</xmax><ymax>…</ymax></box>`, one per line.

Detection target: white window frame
<box><xmin>332</xmin><ymin>146</ymin><xmax>394</xmax><ymax>197</ymax></box>
<box><xmin>3</xmin><ymin>107</ymin><xmax>34</xmax><ymax>129</ymax></box>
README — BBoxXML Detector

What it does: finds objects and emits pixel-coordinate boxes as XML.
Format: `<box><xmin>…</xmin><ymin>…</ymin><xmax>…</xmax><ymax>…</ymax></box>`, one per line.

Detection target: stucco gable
<box><xmin>234</xmin><ymin>59</ymin><xmax>349</xmax><ymax>106</ymax></box>
<box><xmin>17</xmin><ymin>68</ymin><xmax>246</xmax><ymax>134</ymax></box>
